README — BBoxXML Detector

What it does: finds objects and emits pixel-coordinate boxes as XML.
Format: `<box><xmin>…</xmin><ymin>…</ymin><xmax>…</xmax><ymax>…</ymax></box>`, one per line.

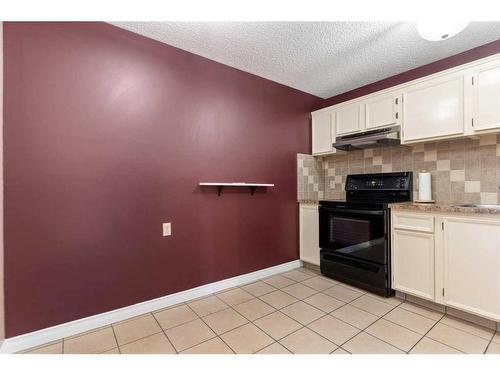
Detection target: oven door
<box><xmin>319</xmin><ymin>206</ymin><xmax>388</xmax><ymax>264</ymax></box>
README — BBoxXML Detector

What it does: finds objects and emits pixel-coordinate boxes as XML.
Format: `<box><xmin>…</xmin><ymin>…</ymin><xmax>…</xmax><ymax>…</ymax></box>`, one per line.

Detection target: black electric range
<box><xmin>319</xmin><ymin>172</ymin><xmax>413</xmax><ymax>296</ymax></box>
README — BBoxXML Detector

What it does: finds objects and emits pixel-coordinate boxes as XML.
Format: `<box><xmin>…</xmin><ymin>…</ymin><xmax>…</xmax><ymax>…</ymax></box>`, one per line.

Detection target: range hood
<box><xmin>333</xmin><ymin>126</ymin><xmax>401</xmax><ymax>151</ymax></box>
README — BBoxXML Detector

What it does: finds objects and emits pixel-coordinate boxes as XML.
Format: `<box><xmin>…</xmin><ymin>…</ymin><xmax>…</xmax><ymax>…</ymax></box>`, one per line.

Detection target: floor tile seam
<box><xmin>415</xmin><ymin>314</ymin><xmax>481</xmax><ymax>354</ymax></box>
<box><xmin>279</xmin><ymin>270</ymin><xmax>316</xmax><ymax>282</ymax></box>
<box><xmin>150</xmin><ymin>311</ymin><xmax>179</xmax><ymax>354</ymax></box>
<box><xmin>228</xmin><ymin>300</ymin><xmax>279</xmax><ymax>324</ymax></box>
<box><xmin>255</xmin><ymin>341</ymin><xmax>290</xmax><ymax>354</ymax></box>
<box><xmin>438</xmin><ymin>319</ymin><xmax>496</xmax><ymax>341</ymax></box>
<box><xmin>398</xmin><ymin>303</ymin><xmax>445</xmax><ymax>321</ymax></box>
<box><xmin>110</xmin><ymin>324</ymin><xmax>122</xmax><ymax>354</ymax></box>
<box><xmin>299</xmin><ymin>293</ymin><xmax>348</xmax><ymax>314</ymax></box>
<box><xmin>379</xmin><ymin>314</ymin><xmax>438</xmax><ymax>336</ymax></box>
<box><xmin>61</xmin><ymin>326</ymin><xmax>120</xmax><ymax>355</ymax></box>
<box><xmin>345</xmin><ymin>299</ymin><xmax>402</xmax><ymax>352</ymax></box>
<box><xmin>353</xmin><ymin>330</ymin><xmax>409</xmax><ymax>353</ymax></box>
<box><xmin>483</xmin><ymin>329</ymin><xmax>497</xmax><ymax>354</ymax></box>
<box><xmin>274</xmin><ymin>285</ymin><xmax>323</xmax><ymax>302</ymax></box>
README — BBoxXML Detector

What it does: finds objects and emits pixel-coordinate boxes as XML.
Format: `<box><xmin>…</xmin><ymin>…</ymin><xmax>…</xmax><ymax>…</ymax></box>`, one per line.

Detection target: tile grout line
<box><xmin>26</xmin><ymin>266</ymin><xmax>493</xmax><ymax>355</ymax></box>
<box><xmin>380</xmin><ymin>310</ymin><xmax>441</xmax><ymax>337</ymax></box>
<box><xmin>437</xmin><ymin>318</ymin><xmax>497</xmax><ymax>341</ymax></box>
<box><xmin>183</xmin><ymin>296</ymin><xmax>238</xmax><ymax>354</ymax></box>
<box><xmin>150</xmin><ymin>311</ymin><xmax>179</xmax><ymax>354</ymax></box>
<box><xmin>15</xmin><ymin>269</ymin><xmax>352</xmax><ymax>354</ymax></box>
<box><xmin>257</xmin><ymin>341</ymin><xmax>291</xmax><ymax>354</ymax></box>
<box><xmin>253</xmin><ymin>276</ymin><xmax>402</xmax><ymax>351</ymax></box>
<box><xmin>483</xmin><ymin>330</ymin><xmax>496</xmax><ymax>354</ymax></box>
<box><xmin>405</xmin><ymin>313</ymin><xmax>447</xmax><ymax>354</ymax></box>
<box><xmin>414</xmin><ymin>314</ymin><xmax>487</xmax><ymax>354</ymax></box>
<box><xmin>110</xmin><ymin>323</ymin><xmax>121</xmax><ymax>354</ymax></box>
<box><xmin>263</xmin><ymin>272</ymin><xmax>492</xmax><ymax>354</ymax></box>
<box><xmin>415</xmin><ymin>336</ymin><xmax>467</xmax><ymax>354</ymax></box>
<box><xmin>338</xmin><ymin>297</ymin><xmax>404</xmax><ymax>353</ymax></box>
<box><xmin>398</xmin><ymin>301</ymin><xmax>447</xmax><ymax>321</ymax></box>
<box><xmin>217</xmin><ymin>275</ymin><xmax>348</xmax><ymax>352</ymax></box>
<box><xmin>254</xmin><ymin>281</ymin><xmax>371</xmax><ymax>351</ymax></box>
<box><xmin>221</xmin><ymin>301</ymin><xmax>298</xmax><ymax>353</ymax></box>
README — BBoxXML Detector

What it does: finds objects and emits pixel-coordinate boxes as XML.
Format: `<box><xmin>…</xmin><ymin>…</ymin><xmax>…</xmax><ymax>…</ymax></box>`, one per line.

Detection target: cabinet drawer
<box><xmin>392</xmin><ymin>212</ymin><xmax>434</xmax><ymax>233</ymax></box>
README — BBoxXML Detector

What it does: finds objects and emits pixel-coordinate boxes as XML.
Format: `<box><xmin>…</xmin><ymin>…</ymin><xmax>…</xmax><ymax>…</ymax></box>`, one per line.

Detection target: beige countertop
<box><xmin>298</xmin><ymin>199</ymin><xmax>319</xmax><ymax>204</ymax></box>
<box><xmin>389</xmin><ymin>202</ymin><xmax>500</xmax><ymax>216</ymax></box>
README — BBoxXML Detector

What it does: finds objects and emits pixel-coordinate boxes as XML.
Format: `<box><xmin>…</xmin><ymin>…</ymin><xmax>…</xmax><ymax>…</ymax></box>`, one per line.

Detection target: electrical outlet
<box><xmin>162</xmin><ymin>223</ymin><xmax>171</xmax><ymax>236</ymax></box>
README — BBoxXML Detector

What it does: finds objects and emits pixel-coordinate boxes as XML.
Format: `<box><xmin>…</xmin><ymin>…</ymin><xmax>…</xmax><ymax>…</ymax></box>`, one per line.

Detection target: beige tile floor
<box><xmin>20</xmin><ymin>267</ymin><xmax>500</xmax><ymax>354</ymax></box>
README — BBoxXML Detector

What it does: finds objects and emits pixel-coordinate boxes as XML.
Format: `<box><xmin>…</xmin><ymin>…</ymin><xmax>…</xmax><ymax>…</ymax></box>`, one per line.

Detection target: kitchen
<box><xmin>1</xmin><ymin>2</ymin><xmax>500</xmax><ymax>373</ymax></box>
<box><xmin>299</xmin><ymin>47</ymin><xmax>500</xmax><ymax>353</ymax></box>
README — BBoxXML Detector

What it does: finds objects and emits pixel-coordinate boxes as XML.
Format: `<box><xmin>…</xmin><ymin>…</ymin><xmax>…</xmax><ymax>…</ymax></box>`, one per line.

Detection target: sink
<box><xmin>455</xmin><ymin>204</ymin><xmax>500</xmax><ymax>209</ymax></box>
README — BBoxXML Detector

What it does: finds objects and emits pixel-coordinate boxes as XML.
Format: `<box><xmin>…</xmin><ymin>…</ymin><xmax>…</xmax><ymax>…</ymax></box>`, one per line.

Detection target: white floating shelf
<box><xmin>199</xmin><ymin>182</ymin><xmax>275</xmax><ymax>196</ymax></box>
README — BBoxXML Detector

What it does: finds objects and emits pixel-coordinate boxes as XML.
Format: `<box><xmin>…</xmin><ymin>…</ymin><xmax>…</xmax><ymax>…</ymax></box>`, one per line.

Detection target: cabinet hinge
<box><xmin>472</xmin><ymin>118</ymin><xmax>474</xmax><ymax>127</ymax></box>
<box><xmin>442</xmin><ymin>288</ymin><xmax>445</xmax><ymax>296</ymax></box>
<box><xmin>442</xmin><ymin>222</ymin><xmax>444</xmax><ymax>231</ymax></box>
<box><xmin>395</xmin><ymin>112</ymin><xmax>399</xmax><ymax>120</ymax></box>
<box><xmin>395</xmin><ymin>98</ymin><xmax>399</xmax><ymax>105</ymax></box>
<box><xmin>472</xmin><ymin>76</ymin><xmax>474</xmax><ymax>85</ymax></box>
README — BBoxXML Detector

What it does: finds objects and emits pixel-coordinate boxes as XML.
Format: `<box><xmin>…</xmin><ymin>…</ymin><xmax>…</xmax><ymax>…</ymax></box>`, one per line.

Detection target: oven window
<box><xmin>320</xmin><ymin>209</ymin><xmax>387</xmax><ymax>264</ymax></box>
<box><xmin>330</xmin><ymin>217</ymin><xmax>371</xmax><ymax>246</ymax></box>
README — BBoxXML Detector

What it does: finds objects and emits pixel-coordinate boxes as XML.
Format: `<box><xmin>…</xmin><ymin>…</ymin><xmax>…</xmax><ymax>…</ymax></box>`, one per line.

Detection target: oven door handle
<box><xmin>320</xmin><ymin>207</ymin><xmax>385</xmax><ymax>216</ymax></box>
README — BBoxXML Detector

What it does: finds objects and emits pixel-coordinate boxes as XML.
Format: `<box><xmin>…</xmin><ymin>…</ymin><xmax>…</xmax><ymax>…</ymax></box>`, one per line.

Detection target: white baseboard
<box><xmin>0</xmin><ymin>259</ymin><xmax>302</xmax><ymax>354</ymax></box>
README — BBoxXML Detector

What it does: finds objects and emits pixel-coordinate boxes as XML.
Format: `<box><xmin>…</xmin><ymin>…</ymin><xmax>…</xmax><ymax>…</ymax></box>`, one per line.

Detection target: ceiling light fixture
<box><xmin>417</xmin><ymin>21</ymin><xmax>470</xmax><ymax>41</ymax></box>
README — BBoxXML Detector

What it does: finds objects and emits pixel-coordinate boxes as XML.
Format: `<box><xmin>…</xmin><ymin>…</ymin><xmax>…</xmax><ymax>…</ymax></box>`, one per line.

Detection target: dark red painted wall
<box><xmin>318</xmin><ymin>38</ymin><xmax>500</xmax><ymax>109</ymax></box>
<box><xmin>4</xmin><ymin>22</ymin><xmax>500</xmax><ymax>338</ymax></box>
<box><xmin>3</xmin><ymin>22</ymin><xmax>321</xmax><ymax>337</ymax></box>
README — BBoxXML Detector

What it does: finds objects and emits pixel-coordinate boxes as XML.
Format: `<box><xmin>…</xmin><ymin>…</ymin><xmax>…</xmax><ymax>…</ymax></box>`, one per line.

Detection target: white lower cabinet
<box><xmin>392</xmin><ymin>229</ymin><xmax>435</xmax><ymax>301</ymax></box>
<box><xmin>299</xmin><ymin>203</ymin><xmax>320</xmax><ymax>266</ymax></box>
<box><xmin>392</xmin><ymin>210</ymin><xmax>500</xmax><ymax>322</ymax></box>
<box><xmin>443</xmin><ymin>217</ymin><xmax>500</xmax><ymax>321</ymax></box>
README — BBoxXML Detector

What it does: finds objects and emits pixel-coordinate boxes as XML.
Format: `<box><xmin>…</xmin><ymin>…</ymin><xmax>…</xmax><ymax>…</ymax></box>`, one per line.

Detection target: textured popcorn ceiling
<box><xmin>111</xmin><ymin>22</ymin><xmax>500</xmax><ymax>98</ymax></box>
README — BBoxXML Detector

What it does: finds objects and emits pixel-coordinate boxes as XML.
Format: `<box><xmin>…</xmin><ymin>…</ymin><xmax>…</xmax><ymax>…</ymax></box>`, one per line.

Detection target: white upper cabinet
<box><xmin>335</xmin><ymin>103</ymin><xmax>364</xmax><ymax>136</ymax></box>
<box><xmin>312</xmin><ymin>110</ymin><xmax>334</xmax><ymax>155</ymax></box>
<box><xmin>402</xmin><ymin>73</ymin><xmax>464</xmax><ymax>143</ymax></box>
<box><xmin>365</xmin><ymin>93</ymin><xmax>401</xmax><ymax>130</ymax></box>
<box><xmin>471</xmin><ymin>60</ymin><xmax>500</xmax><ymax>132</ymax></box>
<box><xmin>311</xmin><ymin>54</ymin><xmax>500</xmax><ymax>152</ymax></box>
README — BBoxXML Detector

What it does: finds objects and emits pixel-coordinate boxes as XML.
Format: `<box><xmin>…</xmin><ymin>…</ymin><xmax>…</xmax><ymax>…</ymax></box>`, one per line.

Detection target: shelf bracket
<box><xmin>250</xmin><ymin>187</ymin><xmax>257</xmax><ymax>195</ymax></box>
<box><xmin>217</xmin><ymin>186</ymin><xmax>223</xmax><ymax>196</ymax></box>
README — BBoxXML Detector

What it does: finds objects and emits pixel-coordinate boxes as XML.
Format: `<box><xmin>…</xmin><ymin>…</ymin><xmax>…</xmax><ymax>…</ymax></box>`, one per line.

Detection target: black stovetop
<box><xmin>320</xmin><ymin>171</ymin><xmax>413</xmax><ymax>209</ymax></box>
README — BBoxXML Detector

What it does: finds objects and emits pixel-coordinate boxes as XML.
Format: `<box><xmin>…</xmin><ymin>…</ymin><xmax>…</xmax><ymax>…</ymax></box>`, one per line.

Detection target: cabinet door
<box><xmin>335</xmin><ymin>103</ymin><xmax>363</xmax><ymax>136</ymax></box>
<box><xmin>402</xmin><ymin>74</ymin><xmax>464</xmax><ymax>142</ymax></box>
<box><xmin>471</xmin><ymin>61</ymin><xmax>500</xmax><ymax>132</ymax></box>
<box><xmin>443</xmin><ymin>217</ymin><xmax>500</xmax><ymax>321</ymax></box>
<box><xmin>312</xmin><ymin>111</ymin><xmax>333</xmax><ymax>155</ymax></box>
<box><xmin>299</xmin><ymin>204</ymin><xmax>319</xmax><ymax>266</ymax></box>
<box><xmin>365</xmin><ymin>94</ymin><xmax>401</xmax><ymax>130</ymax></box>
<box><xmin>392</xmin><ymin>229</ymin><xmax>435</xmax><ymax>300</ymax></box>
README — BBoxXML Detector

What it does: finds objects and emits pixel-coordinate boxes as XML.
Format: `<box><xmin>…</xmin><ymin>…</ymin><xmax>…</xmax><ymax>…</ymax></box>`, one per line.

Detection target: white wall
<box><xmin>0</xmin><ymin>21</ymin><xmax>5</xmax><ymax>342</ymax></box>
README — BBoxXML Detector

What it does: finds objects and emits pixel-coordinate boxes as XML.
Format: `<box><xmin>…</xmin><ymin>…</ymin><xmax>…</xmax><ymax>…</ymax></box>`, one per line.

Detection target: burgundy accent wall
<box><xmin>318</xmin><ymin>38</ymin><xmax>500</xmax><ymax>109</ymax></box>
<box><xmin>3</xmin><ymin>22</ymin><xmax>321</xmax><ymax>337</ymax></box>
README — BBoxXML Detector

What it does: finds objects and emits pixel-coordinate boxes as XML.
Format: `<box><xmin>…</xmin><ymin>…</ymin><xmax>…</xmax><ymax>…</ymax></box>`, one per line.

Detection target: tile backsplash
<box><xmin>298</xmin><ymin>134</ymin><xmax>500</xmax><ymax>204</ymax></box>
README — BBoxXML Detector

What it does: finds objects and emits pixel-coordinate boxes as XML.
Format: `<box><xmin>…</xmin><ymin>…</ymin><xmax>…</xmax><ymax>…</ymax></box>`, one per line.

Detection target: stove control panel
<box><xmin>346</xmin><ymin>172</ymin><xmax>412</xmax><ymax>191</ymax></box>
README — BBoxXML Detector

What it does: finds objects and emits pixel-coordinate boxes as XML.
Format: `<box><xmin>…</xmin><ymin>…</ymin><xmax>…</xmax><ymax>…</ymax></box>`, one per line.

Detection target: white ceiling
<box><xmin>111</xmin><ymin>22</ymin><xmax>500</xmax><ymax>98</ymax></box>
